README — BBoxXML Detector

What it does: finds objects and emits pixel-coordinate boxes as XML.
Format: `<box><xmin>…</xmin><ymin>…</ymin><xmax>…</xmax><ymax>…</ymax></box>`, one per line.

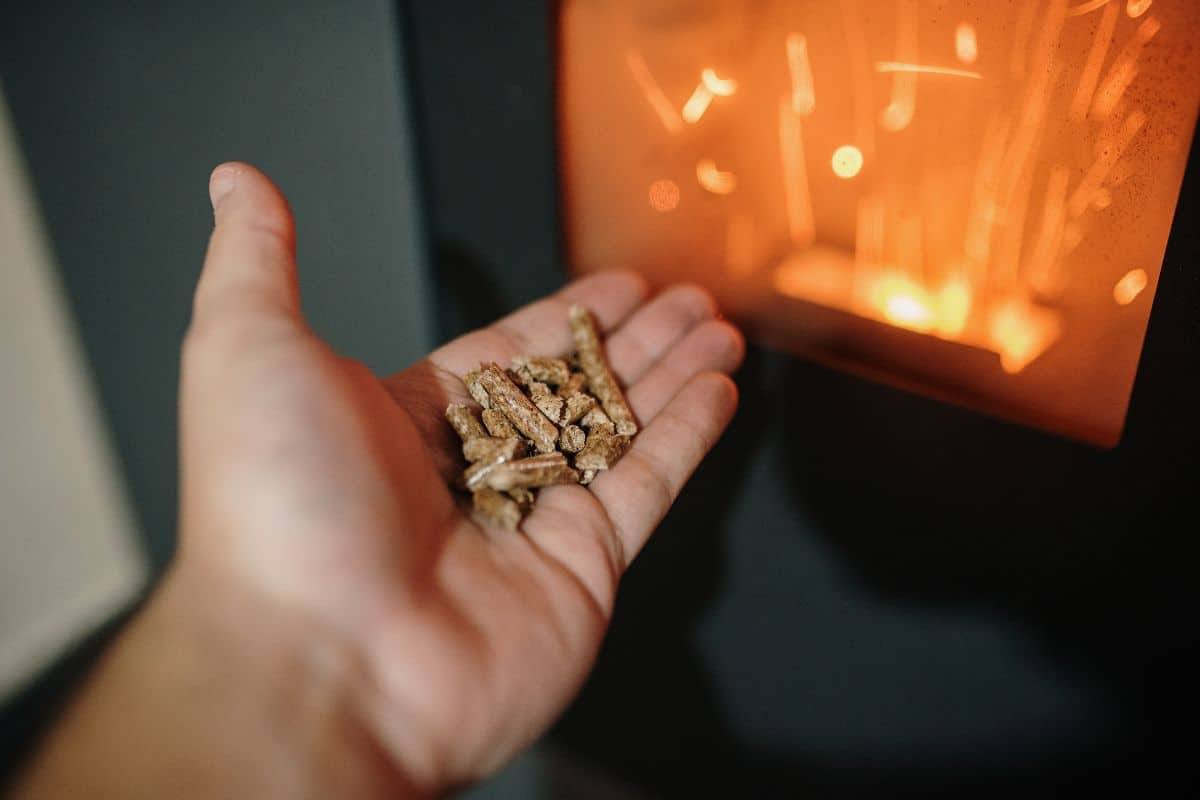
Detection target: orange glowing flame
<box><xmin>1068</xmin><ymin>0</ymin><xmax>1115</xmax><ymax>16</ymax></box>
<box><xmin>1069</xmin><ymin>0</ymin><xmax>1121</xmax><ymax>123</ymax></box>
<box><xmin>991</xmin><ymin>300</ymin><xmax>1063</xmax><ymax>374</ymax></box>
<box><xmin>875</xmin><ymin>62</ymin><xmax>983</xmax><ymax>79</ymax></box>
<box><xmin>955</xmin><ymin>23</ymin><xmax>978</xmax><ymax>65</ymax></box>
<box><xmin>831</xmin><ymin>145</ymin><xmax>864</xmax><ymax>179</ymax></box>
<box><xmin>1029</xmin><ymin>166</ymin><xmax>1071</xmax><ymax>295</ymax></box>
<box><xmin>936</xmin><ymin>281</ymin><xmax>971</xmax><ymax>338</ymax></box>
<box><xmin>1092</xmin><ymin>15</ymin><xmax>1161</xmax><ymax>119</ymax></box>
<box><xmin>1068</xmin><ymin>109</ymin><xmax>1147</xmax><ymax>218</ymax></box>
<box><xmin>647</xmin><ymin>179</ymin><xmax>680</xmax><ymax>213</ymax></box>
<box><xmin>879</xmin><ymin>0</ymin><xmax>919</xmax><ymax>132</ymax></box>
<box><xmin>696</xmin><ymin>158</ymin><xmax>737</xmax><ymax>195</ymax></box>
<box><xmin>787</xmin><ymin>33</ymin><xmax>816</xmax><ymax>115</ymax></box>
<box><xmin>1011</xmin><ymin>0</ymin><xmax>1038</xmax><ymax>77</ymax></box>
<box><xmin>779</xmin><ymin>100</ymin><xmax>816</xmax><ymax>248</ymax></box>
<box><xmin>1127</xmin><ymin>0</ymin><xmax>1153</xmax><ymax>18</ymax></box>
<box><xmin>624</xmin><ymin>49</ymin><xmax>682</xmax><ymax>135</ymax></box>
<box><xmin>872</xmin><ymin>276</ymin><xmax>936</xmax><ymax>333</ymax></box>
<box><xmin>1113</xmin><ymin>268</ymin><xmax>1149</xmax><ymax>305</ymax></box>
<box><xmin>839</xmin><ymin>0</ymin><xmax>877</xmax><ymax>156</ymax></box>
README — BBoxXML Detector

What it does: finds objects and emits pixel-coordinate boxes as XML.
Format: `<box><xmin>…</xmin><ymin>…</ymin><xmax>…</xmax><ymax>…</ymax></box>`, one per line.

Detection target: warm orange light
<box><xmin>696</xmin><ymin>158</ymin><xmax>736</xmax><ymax>195</ymax></box>
<box><xmin>1127</xmin><ymin>0</ymin><xmax>1153</xmax><ymax>19</ymax></box>
<box><xmin>873</xmin><ymin>276</ymin><xmax>936</xmax><ymax>332</ymax></box>
<box><xmin>955</xmin><ymin>23</ymin><xmax>978</xmax><ymax>64</ymax></box>
<box><xmin>562</xmin><ymin>0</ymin><xmax>1200</xmax><ymax>446</ymax></box>
<box><xmin>1113</xmin><ymin>268</ymin><xmax>1149</xmax><ymax>305</ymax></box>
<box><xmin>831</xmin><ymin>145</ymin><xmax>864</xmax><ymax>178</ymax></box>
<box><xmin>647</xmin><ymin>179</ymin><xmax>680</xmax><ymax>213</ymax></box>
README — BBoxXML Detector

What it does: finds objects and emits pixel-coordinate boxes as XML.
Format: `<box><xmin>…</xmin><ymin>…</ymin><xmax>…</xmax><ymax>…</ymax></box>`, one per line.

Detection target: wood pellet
<box><xmin>444</xmin><ymin>304</ymin><xmax>638</xmax><ymax>530</ymax></box>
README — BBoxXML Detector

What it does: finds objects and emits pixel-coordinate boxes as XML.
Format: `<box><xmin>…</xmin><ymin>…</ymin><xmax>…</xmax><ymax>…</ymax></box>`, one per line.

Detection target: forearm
<box><xmin>10</xmin><ymin>564</ymin><xmax>416</xmax><ymax>800</ymax></box>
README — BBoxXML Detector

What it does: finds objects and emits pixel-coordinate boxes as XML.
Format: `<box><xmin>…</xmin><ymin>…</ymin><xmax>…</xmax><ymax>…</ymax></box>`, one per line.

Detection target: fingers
<box><xmin>624</xmin><ymin>319</ymin><xmax>744</xmax><ymax>423</ymax></box>
<box><xmin>602</xmin><ymin>283</ymin><xmax>718</xmax><ymax>386</ymax></box>
<box><xmin>427</xmin><ymin>271</ymin><xmax>648</xmax><ymax>376</ymax></box>
<box><xmin>588</xmin><ymin>372</ymin><xmax>739</xmax><ymax>568</ymax></box>
<box><xmin>190</xmin><ymin>163</ymin><xmax>302</xmax><ymax>340</ymax></box>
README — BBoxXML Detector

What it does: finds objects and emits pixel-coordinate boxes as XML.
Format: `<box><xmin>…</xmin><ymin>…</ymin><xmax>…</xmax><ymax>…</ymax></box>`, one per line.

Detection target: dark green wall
<box><xmin>1</xmin><ymin>0</ymin><xmax>433</xmax><ymax>569</ymax></box>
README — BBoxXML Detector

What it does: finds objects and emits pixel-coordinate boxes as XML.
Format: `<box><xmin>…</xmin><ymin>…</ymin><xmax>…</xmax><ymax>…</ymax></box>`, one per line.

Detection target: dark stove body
<box><xmin>406</xmin><ymin>3</ymin><xmax>1199</xmax><ymax>795</ymax></box>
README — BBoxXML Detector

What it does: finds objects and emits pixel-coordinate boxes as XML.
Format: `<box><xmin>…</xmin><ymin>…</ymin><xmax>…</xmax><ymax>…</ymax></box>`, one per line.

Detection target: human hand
<box><xmin>15</xmin><ymin>164</ymin><xmax>743</xmax><ymax>798</ymax></box>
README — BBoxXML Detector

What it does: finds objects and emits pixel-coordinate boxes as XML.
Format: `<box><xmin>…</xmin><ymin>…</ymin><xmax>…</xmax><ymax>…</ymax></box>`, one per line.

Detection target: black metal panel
<box><xmin>404</xmin><ymin>1</ymin><xmax>1199</xmax><ymax>794</ymax></box>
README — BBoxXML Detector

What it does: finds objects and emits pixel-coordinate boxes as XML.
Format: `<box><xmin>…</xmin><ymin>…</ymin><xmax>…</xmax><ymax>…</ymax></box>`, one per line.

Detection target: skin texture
<box><xmin>12</xmin><ymin>163</ymin><xmax>744</xmax><ymax>799</ymax></box>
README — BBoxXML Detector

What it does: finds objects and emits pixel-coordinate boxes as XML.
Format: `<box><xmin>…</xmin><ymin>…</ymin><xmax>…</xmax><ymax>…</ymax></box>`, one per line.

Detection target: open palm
<box><xmin>179</xmin><ymin>164</ymin><xmax>743</xmax><ymax>792</ymax></box>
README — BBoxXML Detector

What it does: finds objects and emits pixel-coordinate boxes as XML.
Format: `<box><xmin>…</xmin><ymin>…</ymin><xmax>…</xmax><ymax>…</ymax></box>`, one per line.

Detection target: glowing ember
<box><xmin>1113</xmin><ymin>269</ymin><xmax>1149</xmax><ymax>305</ymax></box>
<box><xmin>647</xmin><ymin>179</ymin><xmax>680</xmax><ymax>213</ymax></box>
<box><xmin>875</xmin><ymin>63</ymin><xmax>982</xmax><ymax>79</ymax></box>
<box><xmin>1127</xmin><ymin>0</ymin><xmax>1153</xmax><ymax>19</ymax></box>
<box><xmin>696</xmin><ymin>159</ymin><xmax>737</xmax><ymax>195</ymax></box>
<box><xmin>681</xmin><ymin>85</ymin><xmax>714</xmax><ymax>124</ymax></box>
<box><xmin>1068</xmin><ymin>0</ymin><xmax>1113</xmax><ymax>16</ymax></box>
<box><xmin>991</xmin><ymin>300</ymin><xmax>1062</xmax><ymax>374</ymax></box>
<box><xmin>831</xmin><ymin>145</ymin><xmax>864</xmax><ymax>178</ymax></box>
<box><xmin>875</xmin><ymin>277</ymin><xmax>936</xmax><ymax>332</ymax></box>
<box><xmin>700</xmin><ymin>68</ymin><xmax>737</xmax><ymax>97</ymax></box>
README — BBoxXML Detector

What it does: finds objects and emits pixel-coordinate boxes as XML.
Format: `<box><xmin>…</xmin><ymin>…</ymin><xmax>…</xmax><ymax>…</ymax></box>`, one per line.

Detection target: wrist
<box><xmin>15</xmin><ymin>561</ymin><xmax>425</xmax><ymax>799</ymax></box>
<box><xmin>152</xmin><ymin>561</ymin><xmax>426</xmax><ymax>798</ymax></box>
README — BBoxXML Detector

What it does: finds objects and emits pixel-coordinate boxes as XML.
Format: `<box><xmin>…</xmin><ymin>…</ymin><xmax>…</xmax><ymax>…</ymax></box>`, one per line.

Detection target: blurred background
<box><xmin>1</xmin><ymin>2</ymin><xmax>1197</xmax><ymax>796</ymax></box>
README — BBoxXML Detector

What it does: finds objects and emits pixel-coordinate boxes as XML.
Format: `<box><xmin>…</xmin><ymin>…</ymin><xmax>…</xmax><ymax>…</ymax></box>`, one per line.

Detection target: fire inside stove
<box><xmin>560</xmin><ymin>0</ymin><xmax>1200</xmax><ymax>446</ymax></box>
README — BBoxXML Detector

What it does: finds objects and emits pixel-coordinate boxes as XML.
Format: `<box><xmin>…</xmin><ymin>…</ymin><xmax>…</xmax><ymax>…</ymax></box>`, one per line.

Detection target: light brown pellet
<box><xmin>559</xmin><ymin>424</ymin><xmax>586</xmax><ymax>454</ymax></box>
<box><xmin>482</xmin><ymin>408</ymin><xmax>520</xmax><ymax>439</ymax></box>
<box><xmin>568</xmin><ymin>304</ymin><xmax>638</xmax><ymax>436</ymax></box>
<box><xmin>473</xmin><ymin>488</ymin><xmax>523</xmax><ymax>531</ymax></box>
<box><xmin>477</xmin><ymin>364</ymin><xmax>560</xmax><ymax>454</ymax></box>
<box><xmin>528</xmin><ymin>382</ymin><xmax>565</xmax><ymax>425</ymax></box>
<box><xmin>471</xmin><ymin>453</ymin><xmax>580</xmax><ymax>492</ymax></box>
<box><xmin>512</xmin><ymin>356</ymin><xmax>572</xmax><ymax>387</ymax></box>
<box><xmin>562</xmin><ymin>391</ymin><xmax>597</xmax><ymax>425</ymax></box>
<box><xmin>445</xmin><ymin>404</ymin><xmax>487</xmax><ymax>444</ymax></box>
<box><xmin>462</xmin><ymin>436</ymin><xmax>528</xmax><ymax>464</ymax></box>
<box><xmin>574</xmin><ymin>433</ymin><xmax>632</xmax><ymax>472</ymax></box>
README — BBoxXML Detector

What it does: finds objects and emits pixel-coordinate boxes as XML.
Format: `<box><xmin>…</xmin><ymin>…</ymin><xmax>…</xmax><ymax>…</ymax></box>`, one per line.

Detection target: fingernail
<box><xmin>208</xmin><ymin>165</ymin><xmax>238</xmax><ymax>212</ymax></box>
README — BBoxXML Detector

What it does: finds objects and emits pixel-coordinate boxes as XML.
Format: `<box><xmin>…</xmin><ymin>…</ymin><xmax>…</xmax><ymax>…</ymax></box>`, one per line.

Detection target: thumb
<box><xmin>190</xmin><ymin>162</ymin><xmax>303</xmax><ymax>338</ymax></box>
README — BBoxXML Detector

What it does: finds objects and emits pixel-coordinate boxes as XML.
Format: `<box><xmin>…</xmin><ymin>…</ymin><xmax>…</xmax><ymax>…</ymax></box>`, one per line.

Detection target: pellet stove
<box><xmin>405</xmin><ymin>1</ymin><xmax>1200</xmax><ymax>793</ymax></box>
<box><xmin>561</xmin><ymin>0</ymin><xmax>1200</xmax><ymax>447</ymax></box>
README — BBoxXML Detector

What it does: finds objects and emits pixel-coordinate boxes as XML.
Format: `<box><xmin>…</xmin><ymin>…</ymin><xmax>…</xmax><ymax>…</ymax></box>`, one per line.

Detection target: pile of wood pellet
<box><xmin>444</xmin><ymin>304</ymin><xmax>637</xmax><ymax>530</ymax></box>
